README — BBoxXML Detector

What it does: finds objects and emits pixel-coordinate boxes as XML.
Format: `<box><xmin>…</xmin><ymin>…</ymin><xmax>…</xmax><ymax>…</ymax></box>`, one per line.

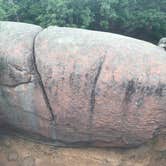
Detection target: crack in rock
<box><xmin>0</xmin><ymin>80</ymin><xmax>32</xmax><ymax>88</ymax></box>
<box><xmin>32</xmin><ymin>30</ymin><xmax>56</xmax><ymax>123</ymax></box>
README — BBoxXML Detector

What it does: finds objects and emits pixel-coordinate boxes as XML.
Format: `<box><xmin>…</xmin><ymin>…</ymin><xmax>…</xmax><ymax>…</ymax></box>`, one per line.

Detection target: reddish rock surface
<box><xmin>35</xmin><ymin>27</ymin><xmax>166</xmax><ymax>147</ymax></box>
<box><xmin>0</xmin><ymin>22</ymin><xmax>166</xmax><ymax>147</ymax></box>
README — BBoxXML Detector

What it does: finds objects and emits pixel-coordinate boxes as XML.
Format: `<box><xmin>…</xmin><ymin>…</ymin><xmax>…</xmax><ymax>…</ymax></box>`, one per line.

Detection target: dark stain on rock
<box><xmin>143</xmin><ymin>86</ymin><xmax>154</xmax><ymax>96</ymax></box>
<box><xmin>124</xmin><ymin>80</ymin><xmax>166</xmax><ymax>104</ymax></box>
<box><xmin>141</xmin><ymin>83</ymin><xmax>166</xmax><ymax>97</ymax></box>
<box><xmin>69</xmin><ymin>72</ymin><xmax>81</xmax><ymax>94</ymax></box>
<box><xmin>123</xmin><ymin>79</ymin><xmax>166</xmax><ymax>110</ymax></box>
<box><xmin>135</xmin><ymin>97</ymin><xmax>144</xmax><ymax>108</ymax></box>
<box><xmin>155</xmin><ymin>83</ymin><xmax>165</xmax><ymax>97</ymax></box>
<box><xmin>84</xmin><ymin>72</ymin><xmax>95</xmax><ymax>96</ymax></box>
<box><xmin>124</xmin><ymin>80</ymin><xmax>136</xmax><ymax>103</ymax></box>
<box><xmin>90</xmin><ymin>56</ymin><xmax>105</xmax><ymax>113</ymax></box>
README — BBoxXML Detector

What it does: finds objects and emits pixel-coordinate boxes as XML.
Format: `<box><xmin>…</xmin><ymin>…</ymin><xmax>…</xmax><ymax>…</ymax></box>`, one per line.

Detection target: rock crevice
<box><xmin>32</xmin><ymin>30</ymin><xmax>56</xmax><ymax>123</ymax></box>
<box><xmin>0</xmin><ymin>80</ymin><xmax>32</xmax><ymax>88</ymax></box>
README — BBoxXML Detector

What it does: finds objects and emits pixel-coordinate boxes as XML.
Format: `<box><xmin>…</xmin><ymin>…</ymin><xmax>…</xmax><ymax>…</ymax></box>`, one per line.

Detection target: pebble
<box><xmin>22</xmin><ymin>156</ymin><xmax>35</xmax><ymax>166</ymax></box>
<box><xmin>7</xmin><ymin>151</ymin><xmax>19</xmax><ymax>161</ymax></box>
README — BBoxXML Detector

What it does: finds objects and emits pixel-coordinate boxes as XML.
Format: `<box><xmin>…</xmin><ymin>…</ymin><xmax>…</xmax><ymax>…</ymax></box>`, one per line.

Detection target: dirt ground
<box><xmin>0</xmin><ymin>134</ymin><xmax>165</xmax><ymax>166</ymax></box>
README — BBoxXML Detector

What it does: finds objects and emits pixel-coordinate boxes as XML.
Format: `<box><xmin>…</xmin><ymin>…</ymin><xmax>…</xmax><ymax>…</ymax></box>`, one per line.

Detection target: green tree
<box><xmin>36</xmin><ymin>0</ymin><xmax>93</xmax><ymax>28</ymax></box>
<box><xmin>0</xmin><ymin>0</ymin><xmax>7</xmax><ymax>20</ymax></box>
<box><xmin>0</xmin><ymin>0</ymin><xmax>165</xmax><ymax>43</ymax></box>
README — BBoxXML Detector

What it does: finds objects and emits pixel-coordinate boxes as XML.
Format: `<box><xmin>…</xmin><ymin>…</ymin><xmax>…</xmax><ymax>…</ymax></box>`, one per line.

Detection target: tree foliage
<box><xmin>0</xmin><ymin>0</ymin><xmax>165</xmax><ymax>43</ymax></box>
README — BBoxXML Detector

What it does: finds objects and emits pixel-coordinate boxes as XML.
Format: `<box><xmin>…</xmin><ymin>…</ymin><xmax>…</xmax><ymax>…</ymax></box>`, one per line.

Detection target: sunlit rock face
<box><xmin>0</xmin><ymin>21</ymin><xmax>166</xmax><ymax>147</ymax></box>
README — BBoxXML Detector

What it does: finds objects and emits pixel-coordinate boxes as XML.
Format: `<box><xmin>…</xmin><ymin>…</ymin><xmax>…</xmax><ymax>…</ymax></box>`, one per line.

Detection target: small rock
<box><xmin>22</xmin><ymin>156</ymin><xmax>35</xmax><ymax>166</ymax></box>
<box><xmin>7</xmin><ymin>151</ymin><xmax>19</xmax><ymax>161</ymax></box>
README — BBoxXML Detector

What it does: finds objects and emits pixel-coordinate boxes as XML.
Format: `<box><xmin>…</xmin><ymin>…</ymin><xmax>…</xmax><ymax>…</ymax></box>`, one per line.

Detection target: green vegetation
<box><xmin>0</xmin><ymin>0</ymin><xmax>165</xmax><ymax>43</ymax></box>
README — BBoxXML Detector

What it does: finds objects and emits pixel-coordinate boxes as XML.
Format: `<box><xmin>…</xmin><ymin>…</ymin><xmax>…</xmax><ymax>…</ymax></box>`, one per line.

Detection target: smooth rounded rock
<box><xmin>0</xmin><ymin>22</ymin><xmax>166</xmax><ymax>147</ymax></box>
<box><xmin>35</xmin><ymin>26</ymin><xmax>166</xmax><ymax>147</ymax></box>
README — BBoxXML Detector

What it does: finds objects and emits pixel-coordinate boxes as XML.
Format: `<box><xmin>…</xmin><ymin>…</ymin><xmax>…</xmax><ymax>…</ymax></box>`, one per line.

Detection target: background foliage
<box><xmin>0</xmin><ymin>0</ymin><xmax>165</xmax><ymax>43</ymax></box>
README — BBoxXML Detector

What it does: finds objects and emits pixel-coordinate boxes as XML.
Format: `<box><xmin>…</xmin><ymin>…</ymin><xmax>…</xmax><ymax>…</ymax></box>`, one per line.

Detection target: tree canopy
<box><xmin>0</xmin><ymin>0</ymin><xmax>165</xmax><ymax>43</ymax></box>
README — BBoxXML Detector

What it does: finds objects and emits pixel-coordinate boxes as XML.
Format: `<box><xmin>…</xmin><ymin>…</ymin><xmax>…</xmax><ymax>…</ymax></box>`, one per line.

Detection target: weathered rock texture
<box><xmin>0</xmin><ymin>21</ymin><xmax>166</xmax><ymax>148</ymax></box>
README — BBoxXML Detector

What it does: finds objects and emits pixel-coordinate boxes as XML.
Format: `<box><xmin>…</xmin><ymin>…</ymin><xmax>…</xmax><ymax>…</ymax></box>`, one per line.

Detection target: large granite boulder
<box><xmin>0</xmin><ymin>22</ymin><xmax>166</xmax><ymax>147</ymax></box>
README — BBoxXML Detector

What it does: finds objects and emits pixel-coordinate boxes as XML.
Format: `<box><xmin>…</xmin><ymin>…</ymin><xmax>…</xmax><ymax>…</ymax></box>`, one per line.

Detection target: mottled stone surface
<box><xmin>0</xmin><ymin>22</ymin><xmax>166</xmax><ymax>147</ymax></box>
